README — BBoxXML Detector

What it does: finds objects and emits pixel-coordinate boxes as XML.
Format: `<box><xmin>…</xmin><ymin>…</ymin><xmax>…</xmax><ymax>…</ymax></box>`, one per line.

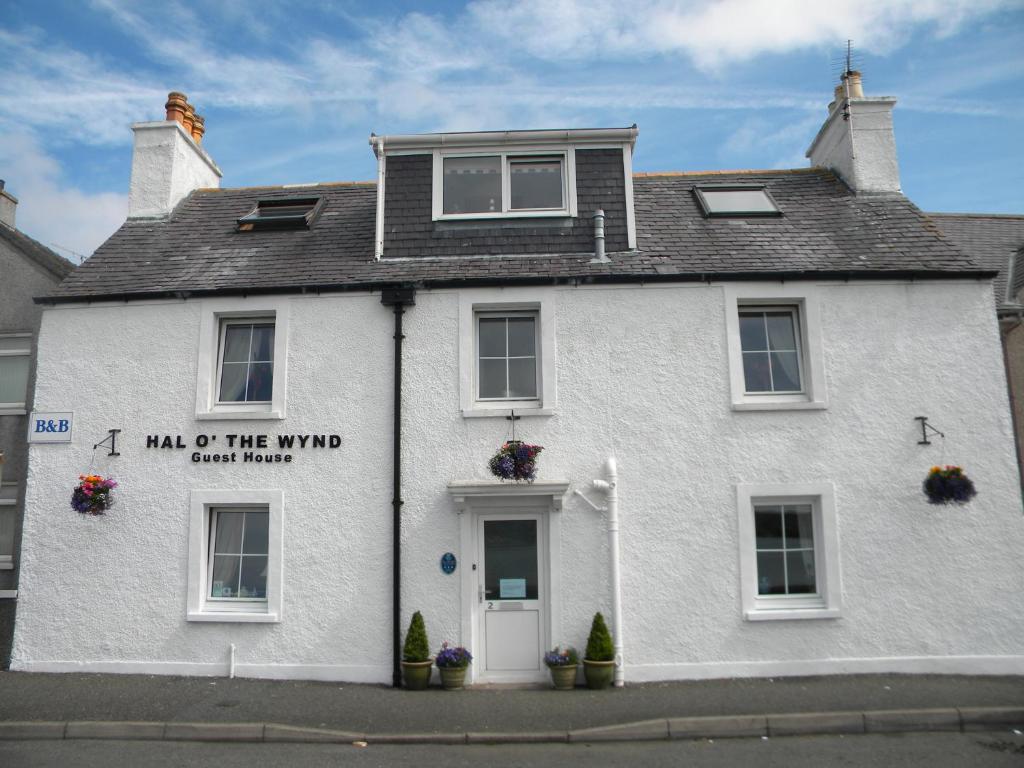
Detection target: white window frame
<box><xmin>206</xmin><ymin>506</ymin><xmax>270</xmax><ymax>605</ymax></box>
<box><xmin>723</xmin><ymin>284</ymin><xmax>827</xmax><ymax>411</ymax></box>
<box><xmin>0</xmin><ymin>483</ymin><xmax>17</xmax><ymax>570</ymax></box>
<box><xmin>215</xmin><ymin>319</ymin><xmax>276</xmax><ymax>406</ymax></box>
<box><xmin>459</xmin><ymin>289</ymin><xmax>557</xmax><ymax>418</ymax></box>
<box><xmin>476</xmin><ymin>311</ymin><xmax>540</xmax><ymax>403</ymax></box>
<box><xmin>432</xmin><ymin>147</ymin><xmax>578</xmax><ymax>221</ymax></box>
<box><xmin>0</xmin><ymin>332</ymin><xmax>32</xmax><ymax>415</ymax></box>
<box><xmin>195</xmin><ymin>298</ymin><xmax>289</xmax><ymax>420</ymax></box>
<box><xmin>736</xmin><ymin>482</ymin><xmax>841</xmax><ymax>621</ymax></box>
<box><xmin>187</xmin><ymin>489</ymin><xmax>283</xmax><ymax>623</ymax></box>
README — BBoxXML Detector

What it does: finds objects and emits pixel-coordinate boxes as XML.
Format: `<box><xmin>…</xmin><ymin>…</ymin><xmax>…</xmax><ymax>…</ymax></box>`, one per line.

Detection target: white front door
<box><xmin>476</xmin><ymin>514</ymin><xmax>546</xmax><ymax>683</ymax></box>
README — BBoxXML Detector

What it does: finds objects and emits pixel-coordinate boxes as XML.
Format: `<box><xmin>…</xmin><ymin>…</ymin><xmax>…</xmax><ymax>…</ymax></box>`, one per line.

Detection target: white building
<box><xmin>11</xmin><ymin>79</ymin><xmax>1024</xmax><ymax>686</ymax></box>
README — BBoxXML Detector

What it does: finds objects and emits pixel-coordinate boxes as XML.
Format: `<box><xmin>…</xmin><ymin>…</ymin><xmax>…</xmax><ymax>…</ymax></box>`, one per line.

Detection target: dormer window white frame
<box><xmin>431</xmin><ymin>147</ymin><xmax>578</xmax><ymax>221</ymax></box>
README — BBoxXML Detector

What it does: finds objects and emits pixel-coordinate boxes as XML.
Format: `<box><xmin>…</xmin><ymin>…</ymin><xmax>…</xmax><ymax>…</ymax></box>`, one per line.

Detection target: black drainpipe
<box><xmin>381</xmin><ymin>286</ymin><xmax>415</xmax><ymax>687</ymax></box>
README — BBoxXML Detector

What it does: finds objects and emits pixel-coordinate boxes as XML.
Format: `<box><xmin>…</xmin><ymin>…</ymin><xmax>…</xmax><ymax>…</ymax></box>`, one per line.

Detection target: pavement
<box><xmin>0</xmin><ymin>671</ymin><xmax>1022</xmax><ymax>745</ymax></box>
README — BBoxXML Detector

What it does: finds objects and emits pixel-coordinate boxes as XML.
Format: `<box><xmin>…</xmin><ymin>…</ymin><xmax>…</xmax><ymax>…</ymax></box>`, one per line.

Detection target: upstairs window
<box><xmin>0</xmin><ymin>333</ymin><xmax>31</xmax><ymax>414</ymax></box>
<box><xmin>694</xmin><ymin>186</ymin><xmax>780</xmax><ymax>217</ymax></box>
<box><xmin>237</xmin><ymin>196</ymin><xmax>324</xmax><ymax>231</ymax></box>
<box><xmin>477</xmin><ymin>312</ymin><xmax>539</xmax><ymax>401</ymax></box>
<box><xmin>217</xmin><ymin>320</ymin><xmax>275</xmax><ymax>404</ymax></box>
<box><xmin>435</xmin><ymin>151</ymin><xmax>575</xmax><ymax>219</ymax></box>
<box><xmin>738</xmin><ymin>307</ymin><xmax>803</xmax><ymax>394</ymax></box>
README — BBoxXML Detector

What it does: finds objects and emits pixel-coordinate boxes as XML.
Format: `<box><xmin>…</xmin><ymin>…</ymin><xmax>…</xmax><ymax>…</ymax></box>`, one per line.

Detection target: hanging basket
<box><xmin>71</xmin><ymin>474</ymin><xmax>118</xmax><ymax>515</ymax></box>
<box><xmin>488</xmin><ymin>441</ymin><xmax>544</xmax><ymax>482</ymax></box>
<box><xmin>923</xmin><ymin>465</ymin><xmax>977</xmax><ymax>505</ymax></box>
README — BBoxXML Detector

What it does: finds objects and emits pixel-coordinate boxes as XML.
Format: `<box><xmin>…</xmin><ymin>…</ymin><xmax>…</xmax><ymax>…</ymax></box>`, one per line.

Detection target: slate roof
<box><xmin>44</xmin><ymin>168</ymin><xmax>987</xmax><ymax>303</ymax></box>
<box><xmin>0</xmin><ymin>224</ymin><xmax>75</xmax><ymax>280</ymax></box>
<box><xmin>928</xmin><ymin>213</ymin><xmax>1024</xmax><ymax>307</ymax></box>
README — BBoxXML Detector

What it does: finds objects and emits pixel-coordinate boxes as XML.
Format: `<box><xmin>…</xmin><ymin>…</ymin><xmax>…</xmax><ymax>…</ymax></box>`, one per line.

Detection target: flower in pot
<box><xmin>400</xmin><ymin>611</ymin><xmax>433</xmax><ymax>690</ymax></box>
<box><xmin>435</xmin><ymin>642</ymin><xmax>472</xmax><ymax>690</ymax></box>
<box><xmin>71</xmin><ymin>474</ymin><xmax>117</xmax><ymax>516</ymax></box>
<box><xmin>489</xmin><ymin>441</ymin><xmax>544</xmax><ymax>482</ymax></box>
<box><xmin>544</xmin><ymin>646</ymin><xmax>579</xmax><ymax>690</ymax></box>
<box><xmin>583</xmin><ymin>612</ymin><xmax>616</xmax><ymax>690</ymax></box>
<box><xmin>923</xmin><ymin>465</ymin><xmax>978</xmax><ymax>505</ymax></box>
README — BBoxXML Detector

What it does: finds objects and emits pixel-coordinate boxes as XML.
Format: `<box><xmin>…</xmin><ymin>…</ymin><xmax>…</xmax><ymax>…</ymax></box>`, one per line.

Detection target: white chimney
<box><xmin>0</xmin><ymin>181</ymin><xmax>17</xmax><ymax>229</ymax></box>
<box><xmin>128</xmin><ymin>92</ymin><xmax>222</xmax><ymax>219</ymax></box>
<box><xmin>806</xmin><ymin>72</ymin><xmax>901</xmax><ymax>195</ymax></box>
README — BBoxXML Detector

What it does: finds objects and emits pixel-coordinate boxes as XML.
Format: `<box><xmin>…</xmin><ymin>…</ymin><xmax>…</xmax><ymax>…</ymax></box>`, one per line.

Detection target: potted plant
<box><xmin>71</xmin><ymin>474</ymin><xmax>117</xmax><ymax>516</ymax></box>
<box><xmin>923</xmin><ymin>465</ymin><xmax>978</xmax><ymax>504</ymax></box>
<box><xmin>400</xmin><ymin>611</ymin><xmax>433</xmax><ymax>690</ymax></box>
<box><xmin>489</xmin><ymin>441</ymin><xmax>544</xmax><ymax>482</ymax></box>
<box><xmin>583</xmin><ymin>612</ymin><xmax>616</xmax><ymax>690</ymax></box>
<box><xmin>435</xmin><ymin>642</ymin><xmax>472</xmax><ymax>690</ymax></box>
<box><xmin>544</xmin><ymin>646</ymin><xmax>579</xmax><ymax>690</ymax></box>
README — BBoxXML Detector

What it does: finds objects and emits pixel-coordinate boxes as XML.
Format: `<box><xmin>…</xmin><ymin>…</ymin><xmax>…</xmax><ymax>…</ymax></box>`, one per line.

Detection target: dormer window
<box><xmin>237</xmin><ymin>196</ymin><xmax>324</xmax><ymax>231</ymax></box>
<box><xmin>694</xmin><ymin>186</ymin><xmax>781</xmax><ymax>218</ymax></box>
<box><xmin>433</xmin><ymin>150</ymin><xmax>576</xmax><ymax>220</ymax></box>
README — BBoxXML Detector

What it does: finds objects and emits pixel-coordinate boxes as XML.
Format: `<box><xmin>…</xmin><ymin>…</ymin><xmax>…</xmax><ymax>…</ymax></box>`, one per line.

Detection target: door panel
<box><xmin>485</xmin><ymin>610</ymin><xmax>540</xmax><ymax>671</ymax></box>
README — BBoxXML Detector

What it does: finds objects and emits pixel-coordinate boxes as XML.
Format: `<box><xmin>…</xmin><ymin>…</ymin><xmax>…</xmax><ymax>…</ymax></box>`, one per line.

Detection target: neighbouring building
<box><xmin>0</xmin><ymin>181</ymin><xmax>75</xmax><ymax>666</ymax></box>
<box><xmin>10</xmin><ymin>78</ymin><xmax>1024</xmax><ymax>685</ymax></box>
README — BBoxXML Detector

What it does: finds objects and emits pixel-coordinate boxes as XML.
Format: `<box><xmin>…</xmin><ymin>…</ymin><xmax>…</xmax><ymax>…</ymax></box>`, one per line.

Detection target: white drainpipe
<box><xmin>574</xmin><ymin>456</ymin><xmax>624</xmax><ymax>686</ymax></box>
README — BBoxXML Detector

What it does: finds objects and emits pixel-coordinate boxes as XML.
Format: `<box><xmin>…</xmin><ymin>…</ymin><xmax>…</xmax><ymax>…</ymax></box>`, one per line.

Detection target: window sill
<box><xmin>0</xmin><ymin>408</ymin><xmax>27</xmax><ymax>416</ymax></box>
<box><xmin>0</xmin><ymin>562</ymin><xmax>13</xmax><ymax>571</ymax></box>
<box><xmin>0</xmin><ymin>590</ymin><xmax>17</xmax><ymax>599</ymax></box>
<box><xmin>462</xmin><ymin>407</ymin><xmax>555</xmax><ymax>419</ymax></box>
<box><xmin>744</xmin><ymin>607</ymin><xmax>840</xmax><ymax>622</ymax></box>
<box><xmin>187</xmin><ymin>610</ymin><xmax>279</xmax><ymax>623</ymax></box>
<box><xmin>732</xmin><ymin>400</ymin><xmax>828</xmax><ymax>412</ymax></box>
<box><xmin>195</xmin><ymin>410</ymin><xmax>284</xmax><ymax>421</ymax></box>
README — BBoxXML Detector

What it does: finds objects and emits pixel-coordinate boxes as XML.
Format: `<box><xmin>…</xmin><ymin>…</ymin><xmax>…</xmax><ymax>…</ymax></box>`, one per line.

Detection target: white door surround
<box><xmin>448</xmin><ymin>481</ymin><xmax>569</xmax><ymax>684</ymax></box>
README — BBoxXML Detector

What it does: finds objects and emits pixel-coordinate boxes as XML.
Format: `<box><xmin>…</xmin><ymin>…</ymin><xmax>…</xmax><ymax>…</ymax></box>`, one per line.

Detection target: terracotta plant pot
<box><xmin>401</xmin><ymin>659</ymin><xmax>433</xmax><ymax>690</ymax></box>
<box><xmin>548</xmin><ymin>664</ymin><xmax>578</xmax><ymax>690</ymax></box>
<box><xmin>438</xmin><ymin>666</ymin><xmax>468</xmax><ymax>690</ymax></box>
<box><xmin>583</xmin><ymin>659</ymin><xmax>616</xmax><ymax>690</ymax></box>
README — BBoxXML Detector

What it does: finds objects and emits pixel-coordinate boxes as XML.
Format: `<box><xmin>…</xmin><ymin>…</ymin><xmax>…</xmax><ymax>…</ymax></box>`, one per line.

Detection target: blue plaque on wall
<box><xmin>440</xmin><ymin>552</ymin><xmax>457</xmax><ymax>574</ymax></box>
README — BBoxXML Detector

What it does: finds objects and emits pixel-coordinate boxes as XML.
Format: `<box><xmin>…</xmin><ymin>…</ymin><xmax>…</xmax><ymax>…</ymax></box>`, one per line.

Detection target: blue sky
<box><xmin>1</xmin><ymin>0</ymin><xmax>1022</xmax><ymax>260</ymax></box>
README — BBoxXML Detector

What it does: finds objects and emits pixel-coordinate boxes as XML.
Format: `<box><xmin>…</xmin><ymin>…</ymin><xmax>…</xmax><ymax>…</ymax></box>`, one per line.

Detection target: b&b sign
<box><xmin>27</xmin><ymin>412</ymin><xmax>74</xmax><ymax>443</ymax></box>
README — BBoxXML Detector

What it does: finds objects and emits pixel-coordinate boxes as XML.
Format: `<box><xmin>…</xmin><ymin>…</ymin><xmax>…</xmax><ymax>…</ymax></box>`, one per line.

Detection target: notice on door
<box><xmin>499</xmin><ymin>578</ymin><xmax>527</xmax><ymax>599</ymax></box>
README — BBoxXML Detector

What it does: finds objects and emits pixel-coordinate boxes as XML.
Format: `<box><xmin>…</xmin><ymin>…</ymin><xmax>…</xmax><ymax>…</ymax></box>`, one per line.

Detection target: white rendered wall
<box><xmin>807</xmin><ymin>98</ymin><xmax>901</xmax><ymax>194</ymax></box>
<box><xmin>128</xmin><ymin>122</ymin><xmax>221</xmax><ymax>219</ymax></box>
<box><xmin>12</xmin><ymin>279</ymin><xmax>1024</xmax><ymax>681</ymax></box>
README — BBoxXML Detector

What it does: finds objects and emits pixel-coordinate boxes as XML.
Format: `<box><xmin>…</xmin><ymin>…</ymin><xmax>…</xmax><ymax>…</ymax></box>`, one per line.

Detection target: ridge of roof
<box><xmin>198</xmin><ymin>181</ymin><xmax>376</xmax><ymax>194</ymax></box>
<box><xmin>634</xmin><ymin>168</ymin><xmax>823</xmax><ymax>179</ymax></box>
<box><xmin>928</xmin><ymin>212</ymin><xmax>1024</xmax><ymax>221</ymax></box>
<box><xmin>0</xmin><ymin>224</ymin><xmax>75</xmax><ymax>279</ymax></box>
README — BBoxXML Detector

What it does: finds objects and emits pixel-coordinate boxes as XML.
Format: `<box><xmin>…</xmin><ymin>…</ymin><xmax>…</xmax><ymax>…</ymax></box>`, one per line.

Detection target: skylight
<box><xmin>694</xmin><ymin>186</ymin><xmax>781</xmax><ymax>217</ymax></box>
<box><xmin>237</xmin><ymin>196</ymin><xmax>324</xmax><ymax>231</ymax></box>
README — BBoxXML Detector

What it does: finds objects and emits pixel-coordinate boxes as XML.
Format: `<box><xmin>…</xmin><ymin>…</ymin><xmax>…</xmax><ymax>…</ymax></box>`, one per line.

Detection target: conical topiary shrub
<box><xmin>401</xmin><ymin>611</ymin><xmax>432</xmax><ymax>690</ymax></box>
<box><xmin>583</xmin><ymin>611</ymin><xmax>616</xmax><ymax>690</ymax></box>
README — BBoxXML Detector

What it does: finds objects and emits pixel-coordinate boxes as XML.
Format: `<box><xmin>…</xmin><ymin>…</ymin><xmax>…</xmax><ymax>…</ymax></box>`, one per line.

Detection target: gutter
<box><xmin>34</xmin><ymin>269</ymin><xmax>1001</xmax><ymax>306</ymax></box>
<box><xmin>380</xmin><ymin>285</ymin><xmax>416</xmax><ymax>687</ymax></box>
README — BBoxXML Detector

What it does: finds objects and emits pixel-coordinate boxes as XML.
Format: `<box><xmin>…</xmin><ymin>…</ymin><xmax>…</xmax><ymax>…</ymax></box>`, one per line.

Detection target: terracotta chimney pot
<box><xmin>165</xmin><ymin>91</ymin><xmax>188</xmax><ymax>124</ymax></box>
<box><xmin>841</xmin><ymin>70</ymin><xmax>864</xmax><ymax>99</ymax></box>
<box><xmin>192</xmin><ymin>114</ymin><xmax>205</xmax><ymax>144</ymax></box>
<box><xmin>183</xmin><ymin>103</ymin><xmax>196</xmax><ymax>136</ymax></box>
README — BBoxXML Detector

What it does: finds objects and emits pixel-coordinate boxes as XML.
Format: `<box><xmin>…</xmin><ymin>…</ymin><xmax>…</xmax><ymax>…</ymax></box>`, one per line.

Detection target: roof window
<box><xmin>237</xmin><ymin>196</ymin><xmax>324</xmax><ymax>231</ymax></box>
<box><xmin>694</xmin><ymin>186</ymin><xmax>781</xmax><ymax>218</ymax></box>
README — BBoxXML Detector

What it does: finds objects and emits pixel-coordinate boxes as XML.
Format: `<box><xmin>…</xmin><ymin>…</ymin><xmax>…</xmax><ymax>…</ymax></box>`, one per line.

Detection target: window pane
<box><xmin>508</xmin><ymin>358</ymin><xmax>537</xmax><ymax>398</ymax></box>
<box><xmin>211</xmin><ymin>555</ymin><xmax>240</xmax><ymax>597</ymax></box>
<box><xmin>765</xmin><ymin>312</ymin><xmax>797</xmax><ymax>351</ymax></box>
<box><xmin>478</xmin><ymin>318</ymin><xmax>506</xmax><ymax>357</ymax></box>
<box><xmin>784</xmin><ymin>506</ymin><xmax>814</xmax><ymax>549</ymax></box>
<box><xmin>222</xmin><ymin>325</ymin><xmax>252</xmax><ymax>363</ymax></box>
<box><xmin>484</xmin><ymin>520</ymin><xmax>539</xmax><ymax>600</ymax></box>
<box><xmin>701</xmin><ymin>189</ymin><xmax>778</xmax><ymax>214</ymax></box>
<box><xmin>251</xmin><ymin>325</ymin><xmax>275</xmax><ymax>362</ymax></box>
<box><xmin>742</xmin><ymin>351</ymin><xmax>771</xmax><ymax>392</ymax></box>
<box><xmin>506</xmin><ymin>317</ymin><xmax>536</xmax><ymax>357</ymax></box>
<box><xmin>214</xmin><ymin>512</ymin><xmax>245</xmax><ymax>553</ymax></box>
<box><xmin>786</xmin><ymin>551</ymin><xmax>816</xmax><ymax>593</ymax></box>
<box><xmin>242</xmin><ymin>512</ymin><xmax>269</xmax><ymax>554</ymax></box>
<box><xmin>247</xmin><ymin>362</ymin><xmax>274</xmax><ymax>401</ymax></box>
<box><xmin>754</xmin><ymin>507</ymin><xmax>783</xmax><ymax>549</ymax></box>
<box><xmin>443</xmin><ymin>156</ymin><xmax>501</xmax><ymax>214</ymax></box>
<box><xmin>756</xmin><ymin>551</ymin><xmax>786</xmax><ymax>595</ymax></box>
<box><xmin>218</xmin><ymin>362</ymin><xmax>248</xmax><ymax>402</ymax></box>
<box><xmin>770</xmin><ymin>351</ymin><xmax>801</xmax><ymax>391</ymax></box>
<box><xmin>479</xmin><ymin>358</ymin><xmax>507</xmax><ymax>399</ymax></box>
<box><xmin>239</xmin><ymin>556</ymin><xmax>268</xmax><ymax>598</ymax></box>
<box><xmin>738</xmin><ymin>313</ymin><xmax>767</xmax><ymax>351</ymax></box>
<box><xmin>510</xmin><ymin>158</ymin><xmax>563</xmax><ymax>210</ymax></box>
<box><xmin>0</xmin><ymin>356</ymin><xmax>29</xmax><ymax>404</ymax></box>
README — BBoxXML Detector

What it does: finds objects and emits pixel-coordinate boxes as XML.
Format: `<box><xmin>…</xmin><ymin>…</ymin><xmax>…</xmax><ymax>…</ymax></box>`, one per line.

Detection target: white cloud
<box><xmin>0</xmin><ymin>133</ymin><xmax>126</xmax><ymax>259</ymax></box>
